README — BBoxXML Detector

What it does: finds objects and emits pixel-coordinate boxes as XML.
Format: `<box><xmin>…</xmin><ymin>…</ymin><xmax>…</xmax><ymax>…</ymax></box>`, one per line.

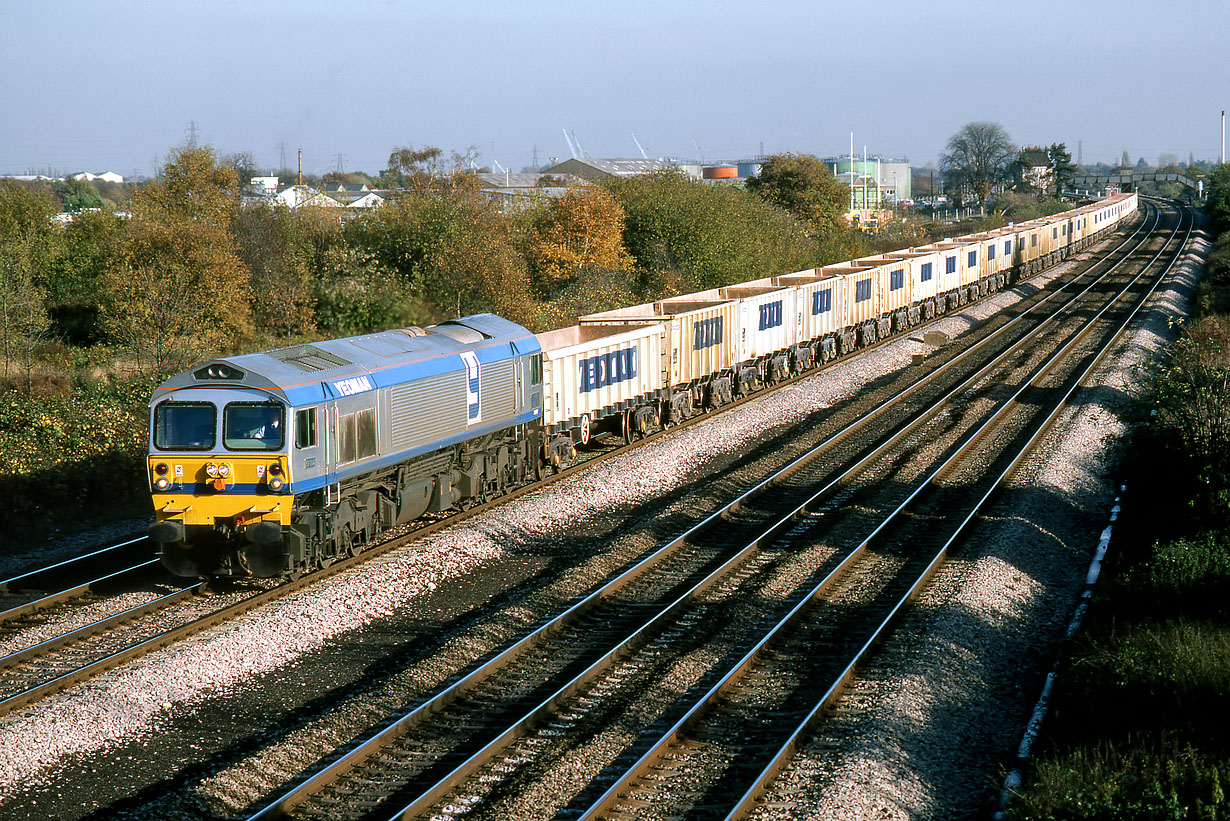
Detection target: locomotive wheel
<box><xmin>342</xmin><ymin>523</ymin><xmax>360</xmax><ymax>558</ymax></box>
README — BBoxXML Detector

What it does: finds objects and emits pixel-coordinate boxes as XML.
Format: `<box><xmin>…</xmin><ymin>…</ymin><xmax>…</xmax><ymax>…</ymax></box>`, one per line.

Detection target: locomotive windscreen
<box><xmin>153</xmin><ymin>402</ymin><xmax>216</xmax><ymax>450</ymax></box>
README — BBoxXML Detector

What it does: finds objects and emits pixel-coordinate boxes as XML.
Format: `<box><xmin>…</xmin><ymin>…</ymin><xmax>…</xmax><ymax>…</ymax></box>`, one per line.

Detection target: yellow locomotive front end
<box><xmin>148</xmin><ymin>392</ymin><xmax>296</xmax><ymax>577</ymax></box>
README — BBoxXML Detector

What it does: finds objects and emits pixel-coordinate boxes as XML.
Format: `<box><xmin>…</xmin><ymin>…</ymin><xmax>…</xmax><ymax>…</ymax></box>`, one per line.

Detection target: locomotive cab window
<box><xmin>295</xmin><ymin>407</ymin><xmax>317</xmax><ymax>449</ymax></box>
<box><xmin>223</xmin><ymin>403</ymin><xmax>284</xmax><ymax>450</ymax></box>
<box><xmin>153</xmin><ymin>401</ymin><xmax>216</xmax><ymax>451</ymax></box>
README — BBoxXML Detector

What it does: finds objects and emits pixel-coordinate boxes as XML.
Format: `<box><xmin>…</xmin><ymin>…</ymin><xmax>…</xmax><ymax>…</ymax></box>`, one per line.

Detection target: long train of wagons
<box><xmin>146</xmin><ymin>192</ymin><xmax>1139</xmax><ymax>578</ymax></box>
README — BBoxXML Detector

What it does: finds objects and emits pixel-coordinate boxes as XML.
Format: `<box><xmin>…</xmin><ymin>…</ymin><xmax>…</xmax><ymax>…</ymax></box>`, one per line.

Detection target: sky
<box><xmin>2</xmin><ymin>0</ymin><xmax>1228</xmax><ymax>179</ymax></box>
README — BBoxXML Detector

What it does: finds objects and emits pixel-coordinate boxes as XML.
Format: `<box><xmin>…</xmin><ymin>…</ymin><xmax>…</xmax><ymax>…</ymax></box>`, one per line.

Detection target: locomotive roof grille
<box><xmin>266</xmin><ymin>344</ymin><xmax>353</xmax><ymax>372</ymax></box>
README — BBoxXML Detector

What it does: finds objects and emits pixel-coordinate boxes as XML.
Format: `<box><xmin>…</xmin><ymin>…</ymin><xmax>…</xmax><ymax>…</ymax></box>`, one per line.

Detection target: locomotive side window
<box><xmin>154</xmin><ymin>401</ymin><xmax>216</xmax><ymax>450</ymax></box>
<box><xmin>356</xmin><ymin>407</ymin><xmax>377</xmax><ymax>459</ymax></box>
<box><xmin>531</xmin><ymin>353</ymin><xmax>542</xmax><ymax>385</ymax></box>
<box><xmin>338</xmin><ymin>412</ymin><xmax>357</xmax><ymax>464</ymax></box>
<box><xmin>296</xmin><ymin>407</ymin><xmax>317</xmax><ymax>449</ymax></box>
<box><xmin>223</xmin><ymin>403</ymin><xmax>284</xmax><ymax>450</ymax></box>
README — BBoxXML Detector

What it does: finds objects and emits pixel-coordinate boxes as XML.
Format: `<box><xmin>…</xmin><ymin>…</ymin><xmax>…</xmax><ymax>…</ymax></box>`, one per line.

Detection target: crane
<box><xmin>632</xmin><ymin>132</ymin><xmax>650</xmax><ymax>159</ymax></box>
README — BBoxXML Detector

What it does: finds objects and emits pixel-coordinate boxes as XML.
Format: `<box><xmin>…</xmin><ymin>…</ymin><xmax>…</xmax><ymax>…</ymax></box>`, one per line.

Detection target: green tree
<box><xmin>311</xmin><ymin>245</ymin><xmax>426</xmax><ymax>336</ymax></box>
<box><xmin>43</xmin><ymin>209</ymin><xmax>124</xmax><ymax>344</ymax></box>
<box><xmin>233</xmin><ymin>203</ymin><xmax>319</xmax><ymax>339</ymax></box>
<box><xmin>606</xmin><ymin>171</ymin><xmax>820</xmax><ymax>294</ymax></box>
<box><xmin>1047</xmin><ymin>142</ymin><xmax>1077</xmax><ymax>197</ymax></box>
<box><xmin>940</xmin><ymin>121</ymin><xmax>1016</xmax><ymax>211</ymax></box>
<box><xmin>344</xmin><ymin>188</ymin><xmax>538</xmax><ymax>328</ymax></box>
<box><xmin>100</xmin><ymin>145</ymin><xmax>251</xmax><ymax>374</ymax></box>
<box><xmin>745</xmin><ymin>153</ymin><xmax>850</xmax><ymax>236</ymax></box>
<box><xmin>0</xmin><ymin>181</ymin><xmax>60</xmax><ymax>385</ymax></box>
<box><xmin>1138</xmin><ymin>318</ymin><xmax>1230</xmax><ymax>527</ymax></box>
<box><xmin>1205</xmin><ymin>164</ymin><xmax>1230</xmax><ymax>232</ymax></box>
<box><xmin>50</xmin><ymin>177</ymin><xmax>104</xmax><ymax>212</ymax></box>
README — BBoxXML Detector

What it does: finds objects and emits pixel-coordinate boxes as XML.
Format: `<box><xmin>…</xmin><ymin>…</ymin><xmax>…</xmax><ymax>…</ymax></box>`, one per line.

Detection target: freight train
<box><xmin>147</xmin><ymin>192</ymin><xmax>1139</xmax><ymax>578</ymax></box>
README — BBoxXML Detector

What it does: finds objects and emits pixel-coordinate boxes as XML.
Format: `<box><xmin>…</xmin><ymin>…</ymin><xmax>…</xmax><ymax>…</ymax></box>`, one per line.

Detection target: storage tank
<box><xmin>702</xmin><ymin>166</ymin><xmax>738</xmax><ymax>180</ymax></box>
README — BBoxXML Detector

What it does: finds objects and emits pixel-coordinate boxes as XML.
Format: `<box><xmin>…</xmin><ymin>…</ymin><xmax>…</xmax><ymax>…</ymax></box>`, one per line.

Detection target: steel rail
<box><xmin>718</xmin><ymin>201</ymin><xmax>1192</xmax><ymax>820</ymax></box>
<box><xmin>0</xmin><ymin>558</ymin><xmax>163</xmax><ymax>625</ymax></box>
<box><xmin>569</xmin><ymin>202</ymin><xmax>1186</xmax><ymax>819</ymax></box>
<box><xmin>244</xmin><ymin>207</ymin><xmax>1160</xmax><ymax>821</ymax></box>
<box><xmin>0</xmin><ymin>535</ymin><xmax>150</xmax><ymax>596</ymax></box>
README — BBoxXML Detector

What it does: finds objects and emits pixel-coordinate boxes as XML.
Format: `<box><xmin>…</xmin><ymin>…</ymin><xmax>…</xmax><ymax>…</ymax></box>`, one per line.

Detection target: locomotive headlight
<box><xmin>268</xmin><ymin>476</ymin><xmax>284</xmax><ymax>491</ymax></box>
<box><xmin>218</xmin><ymin>463</ymin><xmax>231</xmax><ymax>477</ymax></box>
<box><xmin>154</xmin><ymin>476</ymin><xmax>170</xmax><ymax>491</ymax></box>
<box><xmin>154</xmin><ymin>462</ymin><xmax>169</xmax><ymax>476</ymax></box>
<box><xmin>205</xmin><ymin>464</ymin><xmax>219</xmax><ymax>478</ymax></box>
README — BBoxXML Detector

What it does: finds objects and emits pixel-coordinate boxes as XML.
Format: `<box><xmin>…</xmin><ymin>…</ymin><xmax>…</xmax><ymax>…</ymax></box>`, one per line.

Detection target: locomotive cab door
<box><xmin>325</xmin><ymin>403</ymin><xmax>339</xmax><ymax>506</ymax></box>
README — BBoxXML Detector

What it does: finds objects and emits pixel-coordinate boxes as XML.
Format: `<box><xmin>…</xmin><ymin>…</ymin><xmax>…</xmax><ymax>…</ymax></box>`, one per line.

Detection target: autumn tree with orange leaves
<box><xmin>526</xmin><ymin>186</ymin><xmax>632</xmax><ymax>289</ymax></box>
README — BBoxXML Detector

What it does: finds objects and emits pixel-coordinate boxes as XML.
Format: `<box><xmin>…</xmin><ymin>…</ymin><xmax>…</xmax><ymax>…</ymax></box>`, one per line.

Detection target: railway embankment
<box><xmin>1004</xmin><ymin>210</ymin><xmax>1230</xmax><ymax>818</ymax></box>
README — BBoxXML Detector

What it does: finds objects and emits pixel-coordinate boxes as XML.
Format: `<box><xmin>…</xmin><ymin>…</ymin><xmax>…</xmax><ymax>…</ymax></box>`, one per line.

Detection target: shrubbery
<box><xmin>0</xmin><ymin>376</ymin><xmax>156</xmax><ymax>544</ymax></box>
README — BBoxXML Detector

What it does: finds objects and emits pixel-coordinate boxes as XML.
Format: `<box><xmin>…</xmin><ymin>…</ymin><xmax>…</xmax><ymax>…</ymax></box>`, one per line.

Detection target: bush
<box><xmin>0</xmin><ymin>376</ymin><xmax>157</xmax><ymax>549</ymax></box>
<box><xmin>1012</xmin><ymin>740</ymin><xmax>1230</xmax><ymax>820</ymax></box>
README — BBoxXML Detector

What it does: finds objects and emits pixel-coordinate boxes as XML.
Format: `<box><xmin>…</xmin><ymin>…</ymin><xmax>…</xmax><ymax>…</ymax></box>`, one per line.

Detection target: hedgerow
<box><xmin>0</xmin><ymin>377</ymin><xmax>156</xmax><ymax>546</ymax></box>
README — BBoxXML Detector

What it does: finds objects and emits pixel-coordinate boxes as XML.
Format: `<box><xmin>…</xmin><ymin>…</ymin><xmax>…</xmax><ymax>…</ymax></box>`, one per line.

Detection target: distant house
<box><xmin>1015</xmin><ymin>147</ymin><xmax>1053</xmax><ymax>193</ymax></box>
<box><xmin>474</xmin><ymin>171</ymin><xmax>589</xmax><ymax>210</ymax></box>
<box><xmin>326</xmin><ymin>182</ymin><xmax>376</xmax><ymax>204</ymax></box>
<box><xmin>540</xmin><ymin>158</ymin><xmax>671</xmax><ymax>182</ymax></box>
<box><xmin>250</xmin><ymin>176</ymin><xmax>280</xmax><ymax>195</ymax></box>
<box><xmin>72</xmin><ymin>171</ymin><xmax>124</xmax><ymax>183</ymax></box>
<box><xmin>346</xmin><ymin>191</ymin><xmax>386</xmax><ymax>208</ymax></box>
<box><xmin>274</xmin><ymin>185</ymin><xmax>341</xmax><ymax>208</ymax></box>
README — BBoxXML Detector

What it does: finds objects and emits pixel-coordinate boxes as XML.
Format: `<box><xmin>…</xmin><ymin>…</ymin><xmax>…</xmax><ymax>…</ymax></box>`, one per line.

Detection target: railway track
<box><xmin>237</xmin><ymin>202</ymin><xmax>1185</xmax><ymax>820</ymax></box>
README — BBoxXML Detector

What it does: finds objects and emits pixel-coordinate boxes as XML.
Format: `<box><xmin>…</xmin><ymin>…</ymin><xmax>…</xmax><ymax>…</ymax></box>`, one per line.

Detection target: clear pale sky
<box><xmin>2</xmin><ymin>0</ymin><xmax>1226</xmax><ymax>178</ymax></box>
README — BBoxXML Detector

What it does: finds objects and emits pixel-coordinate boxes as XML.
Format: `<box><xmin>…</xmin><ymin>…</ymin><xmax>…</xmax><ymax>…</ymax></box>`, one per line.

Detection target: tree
<box><xmin>606</xmin><ymin>171</ymin><xmax>822</xmax><ymax>294</ymax></box>
<box><xmin>1047</xmin><ymin>142</ymin><xmax>1077</xmax><ymax>197</ymax></box>
<box><xmin>100</xmin><ymin>146</ymin><xmax>251</xmax><ymax>374</ymax></box>
<box><xmin>233</xmin><ymin>204</ymin><xmax>319</xmax><ymax>339</ymax></box>
<box><xmin>939</xmin><ymin>122</ymin><xmax>1016</xmax><ymax>211</ymax></box>
<box><xmin>1205</xmin><ymin>164</ymin><xmax>1230</xmax><ymax>232</ymax></box>
<box><xmin>43</xmin><ymin>209</ymin><xmax>124</xmax><ymax>344</ymax></box>
<box><xmin>50</xmin><ymin>177</ymin><xmax>104</xmax><ymax>212</ymax></box>
<box><xmin>343</xmin><ymin>188</ymin><xmax>538</xmax><ymax>328</ymax></box>
<box><xmin>745</xmin><ymin>153</ymin><xmax>850</xmax><ymax>236</ymax></box>
<box><xmin>138</xmin><ymin>144</ymin><xmax>241</xmax><ymax>221</ymax></box>
<box><xmin>0</xmin><ymin>182</ymin><xmax>59</xmax><ymax>385</ymax></box>
<box><xmin>381</xmin><ymin>144</ymin><xmax>481</xmax><ymax>195</ymax></box>
<box><xmin>526</xmin><ymin>186</ymin><xmax>632</xmax><ymax>288</ymax></box>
